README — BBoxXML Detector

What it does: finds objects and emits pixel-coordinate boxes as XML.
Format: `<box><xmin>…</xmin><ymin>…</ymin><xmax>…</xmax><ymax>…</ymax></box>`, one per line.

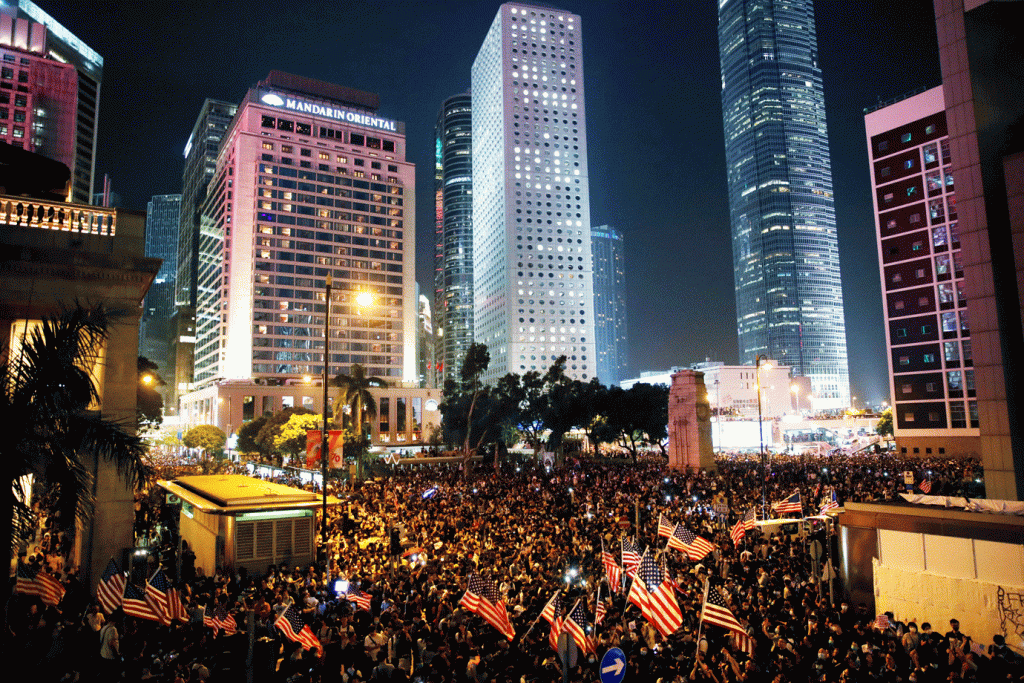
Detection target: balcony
<box><xmin>0</xmin><ymin>196</ymin><xmax>116</xmax><ymax>236</ymax></box>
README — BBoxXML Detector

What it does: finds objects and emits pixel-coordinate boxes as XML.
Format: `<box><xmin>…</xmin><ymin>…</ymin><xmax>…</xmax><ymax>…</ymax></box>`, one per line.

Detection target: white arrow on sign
<box><xmin>601</xmin><ymin>658</ymin><xmax>625</xmax><ymax>676</ymax></box>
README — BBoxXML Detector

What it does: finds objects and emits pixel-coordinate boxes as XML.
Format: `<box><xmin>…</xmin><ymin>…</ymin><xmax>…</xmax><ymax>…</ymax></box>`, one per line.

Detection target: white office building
<box><xmin>471</xmin><ymin>3</ymin><xmax>596</xmax><ymax>384</ymax></box>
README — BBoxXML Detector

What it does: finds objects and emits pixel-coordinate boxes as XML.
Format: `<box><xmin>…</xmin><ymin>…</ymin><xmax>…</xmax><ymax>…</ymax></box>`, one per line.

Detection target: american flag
<box><xmin>563</xmin><ymin>599</ymin><xmax>596</xmax><ymax>654</ymax></box>
<box><xmin>730</xmin><ymin>509</ymin><xmax>756</xmax><ymax>545</ymax></box>
<box><xmin>626</xmin><ymin>549</ymin><xmax>683</xmax><ymax>637</ymax></box>
<box><xmin>657</xmin><ymin>513</ymin><xmax>675</xmax><ymax>538</ymax></box>
<box><xmin>167</xmin><ymin>587</ymin><xmax>188</xmax><ymax>623</ymax></box>
<box><xmin>15</xmin><ymin>564</ymin><xmax>42</xmax><ymax>597</ymax></box>
<box><xmin>212</xmin><ymin>603</ymin><xmax>238</xmax><ymax>636</ymax></box>
<box><xmin>146</xmin><ymin>568</ymin><xmax>172</xmax><ymax>625</ymax></box>
<box><xmin>275</xmin><ymin>604</ymin><xmax>321</xmax><ymax>652</ymax></box>
<box><xmin>700</xmin><ymin>581</ymin><xmax>745</xmax><ymax>634</ymax></box>
<box><xmin>732</xmin><ymin>629</ymin><xmax>756</xmax><ymax>657</ymax></box>
<box><xmin>669</xmin><ymin>526</ymin><xmax>715</xmax><ymax>561</ymax></box>
<box><xmin>919</xmin><ymin>479</ymin><xmax>932</xmax><ymax>494</ymax></box>
<box><xmin>872</xmin><ymin>613</ymin><xmax>892</xmax><ymax>631</ymax></box>
<box><xmin>595</xmin><ymin>585</ymin><xmax>606</xmax><ymax>626</ymax></box>
<box><xmin>773</xmin><ymin>491</ymin><xmax>803</xmax><ymax>515</ymax></box>
<box><xmin>540</xmin><ymin>591</ymin><xmax>563</xmax><ymax>652</ymax></box>
<box><xmin>819</xmin><ymin>490</ymin><xmax>839</xmax><ymax>514</ymax></box>
<box><xmin>123</xmin><ymin>581</ymin><xmax>162</xmax><ymax>622</ymax></box>
<box><xmin>36</xmin><ymin>570</ymin><xmax>65</xmax><ymax>606</ymax></box>
<box><xmin>346</xmin><ymin>589</ymin><xmax>372</xmax><ymax>612</ymax></box>
<box><xmin>97</xmin><ymin>558</ymin><xmax>125</xmax><ymax>614</ymax></box>
<box><xmin>459</xmin><ymin>574</ymin><xmax>515</xmax><ymax>641</ymax></box>
<box><xmin>621</xmin><ymin>538</ymin><xmax>642</xmax><ymax>578</ymax></box>
<box><xmin>602</xmin><ymin>542</ymin><xmax>622</xmax><ymax>591</ymax></box>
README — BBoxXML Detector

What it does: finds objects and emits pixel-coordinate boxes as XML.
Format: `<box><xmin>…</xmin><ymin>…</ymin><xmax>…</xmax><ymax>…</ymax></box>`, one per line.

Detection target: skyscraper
<box><xmin>717</xmin><ymin>0</ymin><xmax>849</xmax><ymax>410</ymax></box>
<box><xmin>434</xmin><ymin>92</ymin><xmax>474</xmax><ymax>385</ymax></box>
<box><xmin>0</xmin><ymin>2</ymin><xmax>100</xmax><ymax>204</ymax></box>
<box><xmin>193</xmin><ymin>71</ymin><xmax>416</xmax><ymax>387</ymax></box>
<box><xmin>471</xmin><ymin>2</ymin><xmax>595</xmax><ymax>385</ymax></box>
<box><xmin>865</xmin><ymin>87</ymin><xmax>977</xmax><ymax>457</ymax></box>
<box><xmin>591</xmin><ymin>226</ymin><xmax>627</xmax><ymax>385</ymax></box>
<box><xmin>140</xmin><ymin>194</ymin><xmax>181</xmax><ymax>372</ymax></box>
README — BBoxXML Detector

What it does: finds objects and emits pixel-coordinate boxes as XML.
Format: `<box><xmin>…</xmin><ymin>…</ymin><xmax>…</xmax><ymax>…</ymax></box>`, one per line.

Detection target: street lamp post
<box><xmin>320</xmin><ymin>275</ymin><xmax>331</xmax><ymax>565</ymax></box>
<box><xmin>756</xmin><ymin>354</ymin><xmax>772</xmax><ymax>518</ymax></box>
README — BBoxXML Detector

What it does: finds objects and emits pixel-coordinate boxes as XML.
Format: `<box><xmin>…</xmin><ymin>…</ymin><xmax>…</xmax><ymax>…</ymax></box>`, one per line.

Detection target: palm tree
<box><xmin>332</xmin><ymin>364</ymin><xmax>388</xmax><ymax>479</ymax></box>
<box><xmin>3</xmin><ymin>304</ymin><xmax>151</xmax><ymax>562</ymax></box>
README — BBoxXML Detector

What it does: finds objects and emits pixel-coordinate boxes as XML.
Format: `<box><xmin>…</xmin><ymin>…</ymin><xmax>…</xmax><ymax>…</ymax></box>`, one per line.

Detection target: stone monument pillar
<box><xmin>668</xmin><ymin>370</ymin><xmax>716</xmax><ymax>472</ymax></box>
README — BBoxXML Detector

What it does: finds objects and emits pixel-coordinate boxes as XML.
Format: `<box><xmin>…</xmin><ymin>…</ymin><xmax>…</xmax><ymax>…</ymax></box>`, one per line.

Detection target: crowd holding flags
<box><xmin>601</xmin><ymin>541</ymin><xmax>622</xmax><ymax>591</ymax></box>
<box><xmin>211</xmin><ymin>603</ymin><xmax>238</xmax><ymax>636</ymax></box>
<box><xmin>819</xmin><ymin>489</ymin><xmax>839</xmax><ymax>513</ymax></box>
<box><xmin>668</xmin><ymin>526</ymin><xmax>715</xmax><ymax>561</ymax></box>
<box><xmin>657</xmin><ymin>513</ymin><xmax>675</xmax><ymax>538</ymax></box>
<box><xmin>460</xmin><ymin>573</ymin><xmax>515</xmax><ymax>641</ymax></box>
<box><xmin>540</xmin><ymin>591</ymin><xmax>563</xmax><ymax>651</ymax></box>
<box><xmin>15</xmin><ymin>564</ymin><xmax>66</xmax><ymax>607</ymax></box>
<box><xmin>97</xmin><ymin>558</ymin><xmax>126</xmax><ymax>614</ymax></box>
<box><xmin>772</xmin><ymin>490</ymin><xmax>803</xmax><ymax>515</ymax></box>
<box><xmin>563</xmin><ymin>599</ymin><xmax>596</xmax><ymax>654</ymax></box>
<box><xmin>123</xmin><ymin>581</ymin><xmax>163</xmax><ymax>622</ymax></box>
<box><xmin>626</xmin><ymin>549</ymin><xmax>683</xmax><ymax>637</ymax></box>
<box><xmin>595</xmin><ymin>585</ymin><xmax>606</xmax><ymax>625</ymax></box>
<box><xmin>346</xmin><ymin>588</ymin><xmax>372</xmax><ymax>611</ymax></box>
<box><xmin>146</xmin><ymin>568</ymin><xmax>173</xmax><ymax>625</ymax></box>
<box><xmin>730</xmin><ymin>509</ymin><xmax>757</xmax><ymax>545</ymax></box>
<box><xmin>274</xmin><ymin>604</ymin><xmax>321</xmax><ymax>653</ymax></box>
<box><xmin>621</xmin><ymin>537</ymin><xmax>642</xmax><ymax>577</ymax></box>
<box><xmin>700</xmin><ymin>580</ymin><xmax>746</xmax><ymax>635</ymax></box>
<box><xmin>918</xmin><ymin>478</ymin><xmax>933</xmax><ymax>494</ymax></box>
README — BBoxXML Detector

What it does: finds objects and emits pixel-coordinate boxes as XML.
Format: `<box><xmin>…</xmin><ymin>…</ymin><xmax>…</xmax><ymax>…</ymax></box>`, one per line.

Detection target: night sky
<box><xmin>45</xmin><ymin>0</ymin><xmax>942</xmax><ymax>406</ymax></box>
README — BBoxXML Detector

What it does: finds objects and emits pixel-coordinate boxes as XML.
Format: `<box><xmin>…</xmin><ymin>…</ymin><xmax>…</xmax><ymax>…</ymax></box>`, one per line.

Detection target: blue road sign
<box><xmin>600</xmin><ymin>647</ymin><xmax>626</xmax><ymax>683</ymax></box>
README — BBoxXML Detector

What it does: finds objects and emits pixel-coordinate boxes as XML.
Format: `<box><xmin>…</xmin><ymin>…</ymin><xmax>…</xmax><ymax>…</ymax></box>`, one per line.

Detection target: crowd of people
<box><xmin>7</xmin><ymin>451</ymin><xmax>1020</xmax><ymax>683</ymax></box>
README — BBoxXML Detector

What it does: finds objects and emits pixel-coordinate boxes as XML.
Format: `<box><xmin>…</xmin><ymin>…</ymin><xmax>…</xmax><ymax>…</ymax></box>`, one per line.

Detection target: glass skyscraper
<box><xmin>591</xmin><ymin>226</ymin><xmax>628</xmax><ymax>385</ymax></box>
<box><xmin>717</xmin><ymin>0</ymin><xmax>850</xmax><ymax>410</ymax></box>
<box><xmin>434</xmin><ymin>92</ymin><xmax>474</xmax><ymax>385</ymax></box>
<box><xmin>471</xmin><ymin>3</ymin><xmax>595</xmax><ymax>385</ymax></box>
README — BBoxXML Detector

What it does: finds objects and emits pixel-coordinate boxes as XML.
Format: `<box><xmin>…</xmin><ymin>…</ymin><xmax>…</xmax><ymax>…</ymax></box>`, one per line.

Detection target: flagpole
<box><xmin>696</xmin><ymin>578</ymin><xmax>709</xmax><ymax>646</ymax></box>
<box><xmin>522</xmin><ymin>590</ymin><xmax>557</xmax><ymax>642</ymax></box>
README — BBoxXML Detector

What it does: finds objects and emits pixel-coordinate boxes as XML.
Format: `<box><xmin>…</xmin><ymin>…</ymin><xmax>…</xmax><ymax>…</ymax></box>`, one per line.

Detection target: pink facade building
<box><xmin>193</xmin><ymin>72</ymin><xmax>417</xmax><ymax>388</ymax></box>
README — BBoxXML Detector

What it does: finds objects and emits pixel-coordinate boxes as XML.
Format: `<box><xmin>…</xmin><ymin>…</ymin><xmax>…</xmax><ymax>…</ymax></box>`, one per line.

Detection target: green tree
<box><xmin>182</xmin><ymin>424</ymin><xmax>227</xmax><ymax>457</ymax></box>
<box><xmin>255</xmin><ymin>407</ymin><xmax>316</xmax><ymax>466</ymax></box>
<box><xmin>2</xmin><ymin>304</ymin><xmax>150</xmax><ymax>559</ymax></box>
<box><xmin>576</xmin><ymin>377</ymin><xmax>608</xmax><ymax>455</ymax></box>
<box><xmin>137</xmin><ymin>356</ymin><xmax>165</xmax><ymax>431</ymax></box>
<box><xmin>236</xmin><ymin>415</ymin><xmax>269</xmax><ymax>457</ymax></box>
<box><xmin>333</xmin><ymin>364</ymin><xmax>387</xmax><ymax>479</ymax></box>
<box><xmin>876</xmin><ymin>408</ymin><xmax>894</xmax><ymax>438</ymax></box>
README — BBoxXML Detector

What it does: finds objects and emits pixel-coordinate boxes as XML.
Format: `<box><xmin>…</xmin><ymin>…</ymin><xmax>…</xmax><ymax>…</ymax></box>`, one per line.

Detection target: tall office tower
<box><xmin>471</xmin><ymin>3</ymin><xmax>595</xmax><ymax>385</ymax></box>
<box><xmin>434</xmin><ymin>92</ymin><xmax>474</xmax><ymax>385</ymax></box>
<box><xmin>140</xmin><ymin>194</ymin><xmax>181</xmax><ymax>372</ymax></box>
<box><xmin>591</xmin><ymin>226</ymin><xmax>628</xmax><ymax>385</ymax></box>
<box><xmin>0</xmin><ymin>2</ymin><xmax>102</xmax><ymax>204</ymax></box>
<box><xmin>417</xmin><ymin>292</ymin><xmax>437</xmax><ymax>388</ymax></box>
<box><xmin>933</xmin><ymin>0</ymin><xmax>1023</xmax><ymax>500</ymax></box>
<box><xmin>170</xmin><ymin>99</ymin><xmax>237</xmax><ymax>410</ymax></box>
<box><xmin>865</xmin><ymin>87</ymin><xmax>977</xmax><ymax>458</ymax></box>
<box><xmin>717</xmin><ymin>0</ymin><xmax>849</xmax><ymax>410</ymax></box>
<box><xmin>193</xmin><ymin>71</ymin><xmax>416</xmax><ymax>388</ymax></box>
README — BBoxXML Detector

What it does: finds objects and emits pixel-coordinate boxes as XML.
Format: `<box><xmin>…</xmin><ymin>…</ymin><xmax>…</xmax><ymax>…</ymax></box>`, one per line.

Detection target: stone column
<box><xmin>668</xmin><ymin>370</ymin><xmax>715</xmax><ymax>472</ymax></box>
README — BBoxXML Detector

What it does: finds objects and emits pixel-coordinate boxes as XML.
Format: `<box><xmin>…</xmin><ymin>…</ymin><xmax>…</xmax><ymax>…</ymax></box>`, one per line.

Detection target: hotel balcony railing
<box><xmin>0</xmin><ymin>196</ymin><xmax>116</xmax><ymax>236</ymax></box>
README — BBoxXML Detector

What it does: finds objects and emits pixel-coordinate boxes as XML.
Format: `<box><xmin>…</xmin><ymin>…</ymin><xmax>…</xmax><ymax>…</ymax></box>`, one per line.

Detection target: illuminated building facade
<box><xmin>193</xmin><ymin>71</ymin><xmax>416</xmax><ymax>388</ymax></box>
<box><xmin>591</xmin><ymin>225</ymin><xmax>627</xmax><ymax>385</ymax></box>
<box><xmin>0</xmin><ymin>1</ymin><xmax>102</xmax><ymax>204</ymax></box>
<box><xmin>717</xmin><ymin>0</ymin><xmax>850</xmax><ymax>409</ymax></box>
<box><xmin>140</xmin><ymin>194</ymin><xmax>181</xmax><ymax>373</ymax></box>
<box><xmin>434</xmin><ymin>92</ymin><xmax>473</xmax><ymax>384</ymax></box>
<box><xmin>471</xmin><ymin>2</ymin><xmax>595</xmax><ymax>384</ymax></box>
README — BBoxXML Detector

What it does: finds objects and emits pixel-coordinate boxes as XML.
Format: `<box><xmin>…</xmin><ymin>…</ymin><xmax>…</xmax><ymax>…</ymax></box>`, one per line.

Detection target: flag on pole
<box><xmin>657</xmin><ymin>513</ymin><xmax>675</xmax><ymax>538</ymax></box>
<box><xmin>212</xmin><ymin>603</ymin><xmax>238</xmax><ymax>636</ymax></box>
<box><xmin>346</xmin><ymin>589</ymin><xmax>372</xmax><ymax>612</ymax></box>
<box><xmin>621</xmin><ymin>538</ymin><xmax>642</xmax><ymax>577</ymax></box>
<box><xmin>668</xmin><ymin>526</ymin><xmax>715</xmax><ymax>561</ymax></box>
<box><xmin>730</xmin><ymin>509</ymin><xmax>756</xmax><ymax>545</ymax></box>
<box><xmin>540</xmin><ymin>591</ymin><xmax>563</xmax><ymax>652</ymax></box>
<box><xmin>595</xmin><ymin>585</ymin><xmax>606</xmax><ymax>626</ymax></box>
<box><xmin>123</xmin><ymin>582</ymin><xmax>163</xmax><ymax>622</ymax></box>
<box><xmin>563</xmin><ymin>599</ymin><xmax>596</xmax><ymax>654</ymax></box>
<box><xmin>459</xmin><ymin>574</ymin><xmax>515</xmax><ymax>641</ymax></box>
<box><xmin>732</xmin><ymin>629</ymin><xmax>756</xmax><ymax>657</ymax></box>
<box><xmin>772</xmin><ymin>491</ymin><xmax>803</xmax><ymax>515</ymax></box>
<box><xmin>97</xmin><ymin>558</ymin><xmax>125</xmax><ymax>614</ymax></box>
<box><xmin>601</xmin><ymin>542</ymin><xmax>622</xmax><ymax>591</ymax></box>
<box><xmin>146</xmin><ymin>568</ymin><xmax>172</xmax><ymax>625</ymax></box>
<box><xmin>819</xmin><ymin>490</ymin><xmax>839</xmax><ymax>514</ymax></box>
<box><xmin>626</xmin><ymin>549</ymin><xmax>683</xmax><ymax>636</ymax></box>
<box><xmin>167</xmin><ymin>586</ymin><xmax>188</xmax><ymax>623</ymax></box>
<box><xmin>36</xmin><ymin>570</ymin><xmax>65</xmax><ymax>607</ymax></box>
<box><xmin>918</xmin><ymin>479</ymin><xmax>932</xmax><ymax>494</ymax></box>
<box><xmin>275</xmin><ymin>604</ymin><xmax>321</xmax><ymax>652</ymax></box>
<box><xmin>700</xmin><ymin>581</ymin><xmax>745</xmax><ymax>634</ymax></box>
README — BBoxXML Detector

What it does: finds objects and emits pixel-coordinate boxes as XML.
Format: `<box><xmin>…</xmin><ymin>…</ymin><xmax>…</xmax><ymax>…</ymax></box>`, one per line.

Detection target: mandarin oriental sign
<box><xmin>260</xmin><ymin>91</ymin><xmax>397</xmax><ymax>132</ymax></box>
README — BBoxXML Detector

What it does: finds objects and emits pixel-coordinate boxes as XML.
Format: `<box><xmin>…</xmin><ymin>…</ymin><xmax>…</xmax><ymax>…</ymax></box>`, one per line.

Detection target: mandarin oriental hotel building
<box><xmin>193</xmin><ymin>71</ymin><xmax>416</xmax><ymax>389</ymax></box>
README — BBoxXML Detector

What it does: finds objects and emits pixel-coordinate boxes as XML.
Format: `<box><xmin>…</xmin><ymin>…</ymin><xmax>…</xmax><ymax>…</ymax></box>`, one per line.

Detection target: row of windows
<box><xmin>259</xmin><ymin>115</ymin><xmax>397</xmax><ymax>152</ymax></box>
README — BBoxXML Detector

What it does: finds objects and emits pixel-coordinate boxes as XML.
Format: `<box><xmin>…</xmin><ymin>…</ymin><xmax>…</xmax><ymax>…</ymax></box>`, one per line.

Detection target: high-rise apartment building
<box><xmin>0</xmin><ymin>2</ymin><xmax>102</xmax><ymax>204</ymax></box>
<box><xmin>434</xmin><ymin>92</ymin><xmax>474</xmax><ymax>385</ymax></box>
<box><xmin>591</xmin><ymin>226</ymin><xmax>627</xmax><ymax>385</ymax></box>
<box><xmin>717</xmin><ymin>0</ymin><xmax>849</xmax><ymax>410</ymax></box>
<box><xmin>865</xmin><ymin>87</ymin><xmax>978</xmax><ymax>457</ymax></box>
<box><xmin>471</xmin><ymin>2</ymin><xmax>595</xmax><ymax>385</ymax></box>
<box><xmin>193</xmin><ymin>71</ymin><xmax>416</xmax><ymax>387</ymax></box>
<box><xmin>140</xmin><ymin>194</ymin><xmax>181</xmax><ymax>371</ymax></box>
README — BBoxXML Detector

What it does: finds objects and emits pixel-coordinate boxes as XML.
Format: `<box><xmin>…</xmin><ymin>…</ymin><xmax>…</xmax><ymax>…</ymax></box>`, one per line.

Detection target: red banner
<box><xmin>306</xmin><ymin>431</ymin><xmax>322</xmax><ymax>469</ymax></box>
<box><xmin>306</xmin><ymin>430</ymin><xmax>345</xmax><ymax>469</ymax></box>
